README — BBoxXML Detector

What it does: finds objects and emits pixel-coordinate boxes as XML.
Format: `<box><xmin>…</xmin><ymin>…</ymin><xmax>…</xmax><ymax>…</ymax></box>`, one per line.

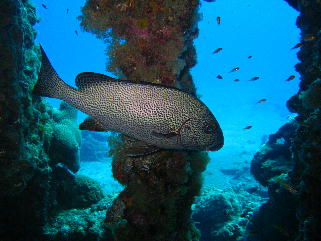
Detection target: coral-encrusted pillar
<box><xmin>80</xmin><ymin>0</ymin><xmax>208</xmax><ymax>240</ymax></box>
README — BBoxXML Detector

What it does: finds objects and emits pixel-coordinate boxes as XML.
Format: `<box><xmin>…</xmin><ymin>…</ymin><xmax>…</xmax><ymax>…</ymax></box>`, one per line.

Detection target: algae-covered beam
<box><xmin>79</xmin><ymin>0</ymin><xmax>210</xmax><ymax>240</ymax></box>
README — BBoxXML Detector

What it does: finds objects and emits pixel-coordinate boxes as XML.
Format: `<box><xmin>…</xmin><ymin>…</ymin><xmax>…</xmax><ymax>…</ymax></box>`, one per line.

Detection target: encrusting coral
<box><xmin>0</xmin><ymin>1</ymin><xmax>108</xmax><ymax>240</ymax></box>
<box><xmin>280</xmin><ymin>1</ymin><xmax>321</xmax><ymax>240</ymax></box>
<box><xmin>0</xmin><ymin>1</ymin><xmax>54</xmax><ymax>239</ymax></box>
<box><xmin>49</xmin><ymin>102</ymin><xmax>81</xmax><ymax>173</ymax></box>
<box><xmin>56</xmin><ymin>174</ymin><xmax>104</xmax><ymax>209</ymax></box>
<box><xmin>192</xmin><ymin>184</ymin><xmax>266</xmax><ymax>241</ymax></box>
<box><xmin>79</xmin><ymin>0</ymin><xmax>199</xmax><ymax>90</ymax></box>
<box><xmin>248</xmin><ymin>122</ymin><xmax>299</xmax><ymax>241</ymax></box>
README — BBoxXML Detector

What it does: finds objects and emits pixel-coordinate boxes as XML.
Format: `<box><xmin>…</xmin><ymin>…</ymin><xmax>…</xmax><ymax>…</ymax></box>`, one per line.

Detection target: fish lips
<box><xmin>206</xmin><ymin>129</ymin><xmax>224</xmax><ymax>151</ymax></box>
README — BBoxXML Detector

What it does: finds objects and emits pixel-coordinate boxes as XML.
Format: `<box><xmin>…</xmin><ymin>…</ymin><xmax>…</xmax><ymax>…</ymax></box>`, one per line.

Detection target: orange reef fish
<box><xmin>229</xmin><ymin>67</ymin><xmax>239</xmax><ymax>73</ymax></box>
<box><xmin>249</xmin><ymin>77</ymin><xmax>260</xmax><ymax>81</ymax></box>
<box><xmin>216</xmin><ymin>16</ymin><xmax>221</xmax><ymax>24</ymax></box>
<box><xmin>302</xmin><ymin>35</ymin><xmax>316</xmax><ymax>41</ymax></box>
<box><xmin>291</xmin><ymin>43</ymin><xmax>303</xmax><ymax>49</ymax></box>
<box><xmin>276</xmin><ymin>178</ymin><xmax>298</xmax><ymax>194</ymax></box>
<box><xmin>286</xmin><ymin>75</ymin><xmax>295</xmax><ymax>81</ymax></box>
<box><xmin>213</xmin><ymin>48</ymin><xmax>222</xmax><ymax>54</ymax></box>
<box><xmin>243</xmin><ymin>126</ymin><xmax>253</xmax><ymax>130</ymax></box>
<box><xmin>34</xmin><ymin>46</ymin><xmax>224</xmax><ymax>154</ymax></box>
<box><xmin>257</xmin><ymin>98</ymin><xmax>267</xmax><ymax>104</ymax></box>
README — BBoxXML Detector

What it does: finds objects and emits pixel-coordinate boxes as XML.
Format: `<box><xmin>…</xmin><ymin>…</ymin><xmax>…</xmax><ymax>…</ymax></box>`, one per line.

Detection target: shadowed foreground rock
<box><xmin>0</xmin><ymin>1</ymin><xmax>112</xmax><ymax>240</ymax></box>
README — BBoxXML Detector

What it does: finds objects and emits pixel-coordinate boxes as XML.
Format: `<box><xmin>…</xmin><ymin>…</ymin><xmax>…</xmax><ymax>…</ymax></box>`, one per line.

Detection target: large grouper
<box><xmin>34</xmin><ymin>46</ymin><xmax>224</xmax><ymax>155</ymax></box>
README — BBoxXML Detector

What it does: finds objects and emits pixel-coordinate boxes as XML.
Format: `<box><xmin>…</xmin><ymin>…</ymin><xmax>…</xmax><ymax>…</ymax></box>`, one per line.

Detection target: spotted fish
<box><xmin>34</xmin><ymin>46</ymin><xmax>224</xmax><ymax>153</ymax></box>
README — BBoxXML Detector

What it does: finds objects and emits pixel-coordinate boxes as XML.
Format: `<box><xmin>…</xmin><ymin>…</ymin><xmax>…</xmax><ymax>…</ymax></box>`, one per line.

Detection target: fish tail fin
<box><xmin>33</xmin><ymin>45</ymin><xmax>69</xmax><ymax>99</ymax></box>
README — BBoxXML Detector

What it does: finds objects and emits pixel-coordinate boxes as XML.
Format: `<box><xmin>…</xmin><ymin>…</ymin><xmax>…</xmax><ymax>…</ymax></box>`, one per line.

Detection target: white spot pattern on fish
<box><xmin>34</xmin><ymin>46</ymin><xmax>224</xmax><ymax>152</ymax></box>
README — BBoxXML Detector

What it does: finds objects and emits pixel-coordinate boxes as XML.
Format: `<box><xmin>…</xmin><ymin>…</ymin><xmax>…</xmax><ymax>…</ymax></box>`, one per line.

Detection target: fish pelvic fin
<box><xmin>127</xmin><ymin>147</ymin><xmax>161</xmax><ymax>157</ymax></box>
<box><xmin>79</xmin><ymin>117</ymin><xmax>110</xmax><ymax>132</ymax></box>
<box><xmin>123</xmin><ymin>136</ymin><xmax>161</xmax><ymax>157</ymax></box>
<box><xmin>33</xmin><ymin>45</ymin><xmax>70</xmax><ymax>99</ymax></box>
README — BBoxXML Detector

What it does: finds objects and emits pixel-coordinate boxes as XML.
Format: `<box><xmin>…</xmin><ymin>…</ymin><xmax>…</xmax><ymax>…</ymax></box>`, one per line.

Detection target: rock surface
<box><xmin>192</xmin><ymin>185</ymin><xmax>266</xmax><ymax>241</ymax></box>
<box><xmin>249</xmin><ymin>0</ymin><xmax>321</xmax><ymax>240</ymax></box>
<box><xmin>0</xmin><ymin>1</ymin><xmax>111</xmax><ymax>240</ymax></box>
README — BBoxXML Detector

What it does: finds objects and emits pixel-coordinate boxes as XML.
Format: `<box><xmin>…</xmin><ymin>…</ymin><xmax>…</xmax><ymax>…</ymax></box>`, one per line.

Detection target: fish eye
<box><xmin>205</xmin><ymin>123</ymin><xmax>215</xmax><ymax>134</ymax></box>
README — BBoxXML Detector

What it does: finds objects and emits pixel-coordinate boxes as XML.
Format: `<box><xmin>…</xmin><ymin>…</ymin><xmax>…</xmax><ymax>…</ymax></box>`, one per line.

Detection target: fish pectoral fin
<box><xmin>126</xmin><ymin>146</ymin><xmax>160</xmax><ymax>157</ymax></box>
<box><xmin>79</xmin><ymin>117</ymin><xmax>109</xmax><ymax>132</ymax></box>
<box><xmin>75</xmin><ymin>72</ymin><xmax>118</xmax><ymax>89</ymax></box>
<box><xmin>123</xmin><ymin>136</ymin><xmax>161</xmax><ymax>157</ymax></box>
<box><xmin>151</xmin><ymin>130</ymin><xmax>178</xmax><ymax>139</ymax></box>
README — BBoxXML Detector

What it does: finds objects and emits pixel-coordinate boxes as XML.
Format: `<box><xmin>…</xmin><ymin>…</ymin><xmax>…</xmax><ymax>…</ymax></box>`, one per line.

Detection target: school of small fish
<box><xmin>210</xmin><ymin>6</ymin><xmax>303</xmax><ymax>131</ymax></box>
<box><xmin>41</xmin><ymin>3</ymin><xmax>79</xmax><ymax>37</ymax></box>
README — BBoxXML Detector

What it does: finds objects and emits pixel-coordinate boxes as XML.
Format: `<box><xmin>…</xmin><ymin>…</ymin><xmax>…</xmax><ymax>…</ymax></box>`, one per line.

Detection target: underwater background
<box><xmin>0</xmin><ymin>0</ymin><xmax>320</xmax><ymax>241</ymax></box>
<box><xmin>34</xmin><ymin>0</ymin><xmax>300</xmax><ymax>188</ymax></box>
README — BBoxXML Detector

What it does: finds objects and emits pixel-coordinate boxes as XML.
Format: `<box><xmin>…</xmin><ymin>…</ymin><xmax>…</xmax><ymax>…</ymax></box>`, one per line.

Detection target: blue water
<box><xmin>33</xmin><ymin>0</ymin><xmax>299</xmax><ymax>189</ymax></box>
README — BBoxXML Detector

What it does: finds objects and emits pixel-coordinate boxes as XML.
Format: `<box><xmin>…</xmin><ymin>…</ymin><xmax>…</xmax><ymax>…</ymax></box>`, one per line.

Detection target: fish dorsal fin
<box><xmin>75</xmin><ymin>72</ymin><xmax>117</xmax><ymax>89</ymax></box>
<box><xmin>79</xmin><ymin>117</ymin><xmax>110</xmax><ymax>132</ymax></box>
<box><xmin>76</xmin><ymin>72</ymin><xmax>197</xmax><ymax>97</ymax></box>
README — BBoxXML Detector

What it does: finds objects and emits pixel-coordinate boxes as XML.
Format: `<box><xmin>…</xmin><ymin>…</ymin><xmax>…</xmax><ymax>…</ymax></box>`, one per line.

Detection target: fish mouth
<box><xmin>206</xmin><ymin>142</ymin><xmax>223</xmax><ymax>151</ymax></box>
<box><xmin>206</xmin><ymin>131</ymin><xmax>224</xmax><ymax>151</ymax></box>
